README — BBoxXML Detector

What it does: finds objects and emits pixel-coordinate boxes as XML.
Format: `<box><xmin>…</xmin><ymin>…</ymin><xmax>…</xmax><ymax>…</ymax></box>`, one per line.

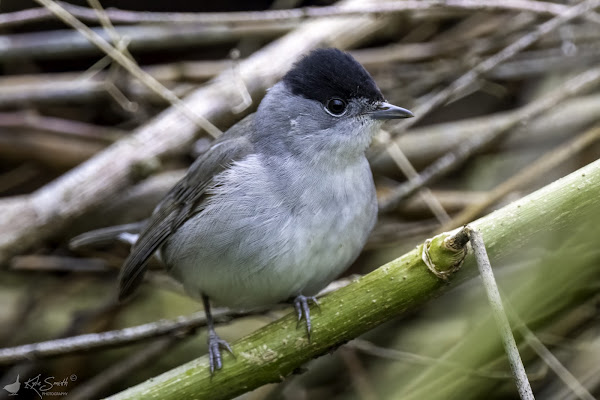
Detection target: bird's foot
<box><xmin>207</xmin><ymin>329</ymin><xmax>233</xmax><ymax>374</ymax></box>
<box><xmin>293</xmin><ymin>295</ymin><xmax>320</xmax><ymax>340</ymax></box>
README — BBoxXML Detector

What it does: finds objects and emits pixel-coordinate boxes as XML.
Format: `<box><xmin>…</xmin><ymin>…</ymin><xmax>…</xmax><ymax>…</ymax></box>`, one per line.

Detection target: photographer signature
<box><xmin>23</xmin><ymin>373</ymin><xmax>76</xmax><ymax>399</ymax></box>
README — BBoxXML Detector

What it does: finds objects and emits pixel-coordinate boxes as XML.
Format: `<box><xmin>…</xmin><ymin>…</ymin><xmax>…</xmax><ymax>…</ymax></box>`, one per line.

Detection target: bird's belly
<box><xmin>162</xmin><ymin>188</ymin><xmax>376</xmax><ymax>309</ymax></box>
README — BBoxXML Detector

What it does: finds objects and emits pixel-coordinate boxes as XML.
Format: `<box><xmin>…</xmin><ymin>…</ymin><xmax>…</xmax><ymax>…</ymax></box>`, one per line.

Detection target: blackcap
<box><xmin>72</xmin><ymin>48</ymin><xmax>413</xmax><ymax>373</ymax></box>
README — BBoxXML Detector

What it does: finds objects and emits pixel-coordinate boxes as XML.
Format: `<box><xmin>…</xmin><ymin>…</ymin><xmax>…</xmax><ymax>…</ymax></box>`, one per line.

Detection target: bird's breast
<box><xmin>163</xmin><ymin>154</ymin><xmax>377</xmax><ymax>308</ymax></box>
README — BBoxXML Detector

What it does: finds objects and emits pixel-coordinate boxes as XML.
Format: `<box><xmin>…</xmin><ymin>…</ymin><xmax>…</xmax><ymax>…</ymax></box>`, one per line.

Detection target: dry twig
<box><xmin>0</xmin><ymin>309</ymin><xmax>251</xmax><ymax>364</ymax></box>
<box><xmin>467</xmin><ymin>227</ymin><xmax>534</xmax><ymax>400</ymax></box>
<box><xmin>2</xmin><ymin>0</ymin><xmax>599</xmax><ymax>27</ymax></box>
<box><xmin>438</xmin><ymin>123</ymin><xmax>600</xmax><ymax>231</ymax></box>
<box><xmin>379</xmin><ymin>62</ymin><xmax>600</xmax><ymax>212</ymax></box>
<box><xmin>0</xmin><ymin>0</ymin><xmax>398</xmax><ymax>264</ymax></box>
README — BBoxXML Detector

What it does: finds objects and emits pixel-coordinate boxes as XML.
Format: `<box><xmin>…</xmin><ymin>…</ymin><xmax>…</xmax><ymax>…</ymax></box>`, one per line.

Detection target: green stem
<box><xmin>107</xmin><ymin>158</ymin><xmax>600</xmax><ymax>400</ymax></box>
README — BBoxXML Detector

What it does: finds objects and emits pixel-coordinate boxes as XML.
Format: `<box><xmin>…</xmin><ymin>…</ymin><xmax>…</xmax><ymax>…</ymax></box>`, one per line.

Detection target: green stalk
<box><xmin>108</xmin><ymin>158</ymin><xmax>600</xmax><ymax>400</ymax></box>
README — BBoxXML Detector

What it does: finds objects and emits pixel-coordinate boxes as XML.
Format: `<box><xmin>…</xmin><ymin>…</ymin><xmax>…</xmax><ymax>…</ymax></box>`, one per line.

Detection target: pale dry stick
<box><xmin>86</xmin><ymin>0</ymin><xmax>131</xmax><ymax>81</ymax></box>
<box><xmin>85</xmin><ymin>0</ymin><xmax>133</xmax><ymax>96</ymax></box>
<box><xmin>33</xmin><ymin>0</ymin><xmax>222</xmax><ymax>139</ymax></box>
<box><xmin>0</xmin><ymin>78</ymin><xmax>109</xmax><ymax>107</ymax></box>
<box><xmin>388</xmin><ymin>43</ymin><xmax>600</xmax><ymax>84</ymax></box>
<box><xmin>386</xmin><ymin>0</ymin><xmax>600</xmax><ymax>138</ymax></box>
<box><xmin>87</xmin><ymin>0</ymin><xmax>123</xmax><ymax>46</ymax></box>
<box><xmin>0</xmin><ymin>0</ymin><xmax>396</xmax><ymax>264</ymax></box>
<box><xmin>44</xmin><ymin>57</ymin><xmax>201</xmax><ymax>109</ymax></box>
<box><xmin>540</xmin><ymin>329</ymin><xmax>600</xmax><ymax>400</ymax></box>
<box><xmin>517</xmin><ymin>318</ymin><xmax>595</xmax><ymax>400</ymax></box>
<box><xmin>437</xmin><ymin>124</ymin><xmax>600</xmax><ymax>232</ymax></box>
<box><xmin>49</xmin><ymin>0</ymin><xmax>600</xmax><ymax>25</ymax></box>
<box><xmin>0</xmin><ymin>6</ymin><xmax>54</xmax><ymax>28</ymax></box>
<box><xmin>0</xmin><ymin>0</ymin><xmax>597</xmax><ymax>28</ymax></box>
<box><xmin>0</xmin><ymin>24</ymin><xmax>292</xmax><ymax>62</ymax></box>
<box><xmin>371</xmin><ymin>94</ymin><xmax>600</xmax><ymax>173</ymax></box>
<box><xmin>489</xmin><ymin>44</ymin><xmax>600</xmax><ymax>80</ymax></box>
<box><xmin>5</xmin><ymin>35</ymin><xmax>597</xmax><ymax>109</ymax></box>
<box><xmin>0</xmin><ymin>309</ymin><xmax>252</xmax><ymax>365</ymax></box>
<box><xmin>0</xmin><ymin>273</ymin><xmax>352</xmax><ymax>365</ymax></box>
<box><xmin>501</xmin><ymin>295</ymin><xmax>600</xmax><ymax>400</ymax></box>
<box><xmin>467</xmin><ymin>227</ymin><xmax>534</xmax><ymax>400</ymax></box>
<box><xmin>10</xmin><ymin>255</ymin><xmax>109</xmax><ymax>272</ymax></box>
<box><xmin>377</xmin><ymin>130</ymin><xmax>450</xmax><ymax>224</ymax></box>
<box><xmin>377</xmin><ymin>0</ymin><xmax>600</xmax><ymax>212</ymax></box>
<box><xmin>363</xmin><ymin>19</ymin><xmax>500</xmax><ymax>225</ymax></box>
<box><xmin>379</xmin><ymin>63</ymin><xmax>600</xmax><ymax>212</ymax></box>
<box><xmin>0</xmin><ymin>15</ymin><xmax>543</xmax><ymax>107</ymax></box>
<box><xmin>77</xmin><ymin>52</ymin><xmax>115</xmax><ymax>82</ymax></box>
<box><xmin>379</xmin><ymin>118</ymin><xmax>514</xmax><ymax>211</ymax></box>
<box><xmin>86</xmin><ymin>0</ymin><xmax>142</xmax><ymax>113</ymax></box>
<box><xmin>397</xmin><ymin>190</ymin><xmax>487</xmax><ymax>214</ymax></box>
<box><xmin>359</xmin><ymin>11</ymin><xmax>538</xmax><ymax>67</ymax></box>
<box><xmin>229</xmin><ymin>49</ymin><xmax>254</xmax><ymax>115</ymax></box>
<box><xmin>0</xmin><ymin>111</ymin><xmax>124</xmax><ymax>141</ymax></box>
<box><xmin>104</xmin><ymin>80</ymin><xmax>139</xmax><ymax>113</ymax></box>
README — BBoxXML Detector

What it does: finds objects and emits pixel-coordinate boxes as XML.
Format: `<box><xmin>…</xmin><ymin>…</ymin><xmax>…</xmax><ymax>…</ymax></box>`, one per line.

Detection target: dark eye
<box><xmin>325</xmin><ymin>98</ymin><xmax>347</xmax><ymax>116</ymax></box>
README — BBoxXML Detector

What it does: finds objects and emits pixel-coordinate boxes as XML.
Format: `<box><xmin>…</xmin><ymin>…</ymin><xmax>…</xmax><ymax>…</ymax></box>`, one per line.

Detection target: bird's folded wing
<box><xmin>118</xmin><ymin>115</ymin><xmax>256</xmax><ymax>300</ymax></box>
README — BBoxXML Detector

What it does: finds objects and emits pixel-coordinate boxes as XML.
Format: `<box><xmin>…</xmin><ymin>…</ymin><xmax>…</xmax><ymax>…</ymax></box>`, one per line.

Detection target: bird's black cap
<box><xmin>283</xmin><ymin>48</ymin><xmax>384</xmax><ymax>105</ymax></box>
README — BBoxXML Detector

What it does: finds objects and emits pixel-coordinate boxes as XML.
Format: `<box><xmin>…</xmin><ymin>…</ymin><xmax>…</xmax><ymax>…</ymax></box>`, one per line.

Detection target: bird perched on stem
<box><xmin>71</xmin><ymin>48</ymin><xmax>413</xmax><ymax>373</ymax></box>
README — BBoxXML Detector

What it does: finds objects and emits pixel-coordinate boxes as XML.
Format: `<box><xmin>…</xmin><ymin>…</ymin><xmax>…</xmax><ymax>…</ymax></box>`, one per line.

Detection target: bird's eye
<box><xmin>325</xmin><ymin>98</ymin><xmax>347</xmax><ymax>116</ymax></box>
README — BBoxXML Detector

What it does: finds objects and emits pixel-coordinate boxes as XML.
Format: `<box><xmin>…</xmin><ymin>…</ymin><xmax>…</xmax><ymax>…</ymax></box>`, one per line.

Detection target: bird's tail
<box><xmin>69</xmin><ymin>221</ymin><xmax>147</xmax><ymax>250</ymax></box>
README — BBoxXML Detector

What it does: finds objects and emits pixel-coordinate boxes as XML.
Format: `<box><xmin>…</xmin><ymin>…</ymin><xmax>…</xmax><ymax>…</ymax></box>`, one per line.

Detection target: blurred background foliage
<box><xmin>0</xmin><ymin>0</ymin><xmax>599</xmax><ymax>399</ymax></box>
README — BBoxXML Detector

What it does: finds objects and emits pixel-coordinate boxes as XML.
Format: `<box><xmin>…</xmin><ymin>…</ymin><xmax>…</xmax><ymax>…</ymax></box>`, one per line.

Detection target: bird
<box><xmin>71</xmin><ymin>48</ymin><xmax>413</xmax><ymax>373</ymax></box>
<box><xmin>3</xmin><ymin>375</ymin><xmax>20</xmax><ymax>395</ymax></box>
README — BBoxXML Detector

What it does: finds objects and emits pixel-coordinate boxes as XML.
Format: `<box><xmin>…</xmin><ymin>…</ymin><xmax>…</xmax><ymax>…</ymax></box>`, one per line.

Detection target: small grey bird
<box><xmin>72</xmin><ymin>48</ymin><xmax>413</xmax><ymax>373</ymax></box>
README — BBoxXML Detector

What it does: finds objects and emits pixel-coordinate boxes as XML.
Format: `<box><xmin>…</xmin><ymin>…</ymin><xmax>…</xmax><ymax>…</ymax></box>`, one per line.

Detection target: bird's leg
<box><xmin>202</xmin><ymin>294</ymin><xmax>233</xmax><ymax>374</ymax></box>
<box><xmin>293</xmin><ymin>295</ymin><xmax>320</xmax><ymax>340</ymax></box>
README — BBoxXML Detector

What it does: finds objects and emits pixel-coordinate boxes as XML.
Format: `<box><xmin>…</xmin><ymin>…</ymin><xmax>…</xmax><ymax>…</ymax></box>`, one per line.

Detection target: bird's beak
<box><xmin>370</xmin><ymin>102</ymin><xmax>414</xmax><ymax>120</ymax></box>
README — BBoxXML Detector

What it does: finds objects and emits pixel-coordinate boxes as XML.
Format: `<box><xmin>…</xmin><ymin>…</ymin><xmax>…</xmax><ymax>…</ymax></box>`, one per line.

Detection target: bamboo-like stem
<box><xmin>108</xmin><ymin>159</ymin><xmax>600</xmax><ymax>400</ymax></box>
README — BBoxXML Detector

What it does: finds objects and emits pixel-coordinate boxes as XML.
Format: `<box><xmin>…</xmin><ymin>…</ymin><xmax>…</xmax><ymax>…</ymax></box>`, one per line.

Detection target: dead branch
<box><xmin>371</xmin><ymin>93</ymin><xmax>600</xmax><ymax>172</ymax></box>
<box><xmin>438</xmin><ymin>123</ymin><xmax>600</xmax><ymax>230</ymax></box>
<box><xmin>0</xmin><ymin>0</ymin><xmax>400</xmax><ymax>264</ymax></box>
<box><xmin>384</xmin><ymin>0</ymin><xmax>600</xmax><ymax>141</ymax></box>
<box><xmin>0</xmin><ymin>309</ymin><xmax>250</xmax><ymax>364</ymax></box>
<box><xmin>0</xmin><ymin>23</ymin><xmax>295</xmax><ymax>62</ymax></box>
<box><xmin>1</xmin><ymin>0</ymin><xmax>596</xmax><ymax>28</ymax></box>
<box><xmin>378</xmin><ymin>61</ymin><xmax>600</xmax><ymax>211</ymax></box>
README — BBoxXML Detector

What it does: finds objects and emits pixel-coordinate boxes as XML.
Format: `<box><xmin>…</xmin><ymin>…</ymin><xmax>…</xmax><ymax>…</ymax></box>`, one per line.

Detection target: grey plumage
<box><xmin>118</xmin><ymin>114</ymin><xmax>255</xmax><ymax>300</ymax></box>
<box><xmin>71</xmin><ymin>48</ymin><xmax>413</xmax><ymax>373</ymax></box>
<box><xmin>161</xmin><ymin>82</ymin><xmax>378</xmax><ymax>308</ymax></box>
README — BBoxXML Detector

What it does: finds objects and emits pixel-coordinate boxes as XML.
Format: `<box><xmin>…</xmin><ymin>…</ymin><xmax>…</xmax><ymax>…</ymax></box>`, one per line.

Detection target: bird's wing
<box><xmin>118</xmin><ymin>114</ymin><xmax>256</xmax><ymax>300</ymax></box>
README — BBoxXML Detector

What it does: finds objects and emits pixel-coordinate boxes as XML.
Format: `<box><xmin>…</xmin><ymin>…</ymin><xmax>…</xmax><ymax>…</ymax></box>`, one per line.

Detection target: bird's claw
<box><xmin>294</xmin><ymin>295</ymin><xmax>320</xmax><ymax>340</ymax></box>
<box><xmin>207</xmin><ymin>330</ymin><xmax>233</xmax><ymax>374</ymax></box>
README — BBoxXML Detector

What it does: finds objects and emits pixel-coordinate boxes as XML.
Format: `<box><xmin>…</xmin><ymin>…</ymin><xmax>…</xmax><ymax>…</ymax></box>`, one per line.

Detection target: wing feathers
<box><xmin>117</xmin><ymin>115</ymin><xmax>255</xmax><ymax>300</ymax></box>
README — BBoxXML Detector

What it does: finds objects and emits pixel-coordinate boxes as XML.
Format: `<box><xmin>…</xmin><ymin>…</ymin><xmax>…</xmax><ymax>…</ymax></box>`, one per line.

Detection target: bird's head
<box><xmin>254</xmin><ymin>48</ymin><xmax>413</xmax><ymax>162</ymax></box>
